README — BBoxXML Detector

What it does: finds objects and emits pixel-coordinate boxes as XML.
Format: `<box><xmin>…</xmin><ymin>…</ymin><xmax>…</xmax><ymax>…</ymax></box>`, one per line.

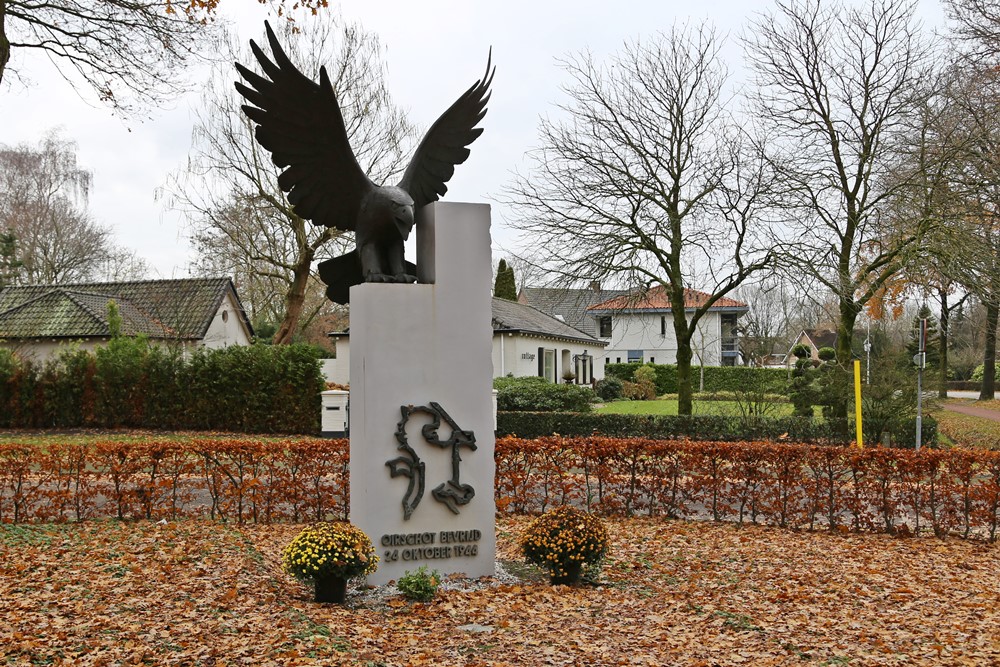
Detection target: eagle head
<box><xmin>383</xmin><ymin>186</ymin><xmax>415</xmax><ymax>239</ymax></box>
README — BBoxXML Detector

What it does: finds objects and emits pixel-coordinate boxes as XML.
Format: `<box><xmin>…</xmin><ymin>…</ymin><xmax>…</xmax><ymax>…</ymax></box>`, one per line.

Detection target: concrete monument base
<box><xmin>349</xmin><ymin>202</ymin><xmax>496</xmax><ymax>586</ymax></box>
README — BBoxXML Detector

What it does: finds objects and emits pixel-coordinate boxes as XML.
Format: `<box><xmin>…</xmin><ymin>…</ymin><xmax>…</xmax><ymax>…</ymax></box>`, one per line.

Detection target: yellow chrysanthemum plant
<box><xmin>282</xmin><ymin>522</ymin><xmax>378</xmax><ymax>603</ymax></box>
<box><xmin>521</xmin><ymin>506</ymin><xmax>609</xmax><ymax>585</ymax></box>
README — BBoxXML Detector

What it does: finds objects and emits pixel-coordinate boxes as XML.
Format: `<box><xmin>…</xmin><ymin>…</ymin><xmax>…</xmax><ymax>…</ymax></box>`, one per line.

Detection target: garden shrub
<box><xmin>888</xmin><ymin>415</ymin><xmax>939</xmax><ymax>449</ymax></box>
<box><xmin>594</xmin><ymin>377</ymin><xmax>624</xmax><ymax>401</ymax></box>
<box><xmin>494</xmin><ymin>376</ymin><xmax>593</xmax><ymax>412</ymax></box>
<box><xmin>622</xmin><ymin>380</ymin><xmax>655</xmax><ymax>401</ymax></box>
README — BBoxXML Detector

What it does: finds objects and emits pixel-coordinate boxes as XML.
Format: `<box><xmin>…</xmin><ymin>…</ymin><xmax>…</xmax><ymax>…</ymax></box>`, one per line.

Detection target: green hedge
<box><xmin>496</xmin><ymin>411</ymin><xmax>938</xmax><ymax>446</ymax></box>
<box><xmin>0</xmin><ymin>341</ymin><xmax>324</xmax><ymax>433</ymax></box>
<box><xmin>493</xmin><ymin>376</ymin><xmax>594</xmax><ymax>412</ymax></box>
<box><xmin>605</xmin><ymin>363</ymin><xmax>789</xmax><ymax>395</ymax></box>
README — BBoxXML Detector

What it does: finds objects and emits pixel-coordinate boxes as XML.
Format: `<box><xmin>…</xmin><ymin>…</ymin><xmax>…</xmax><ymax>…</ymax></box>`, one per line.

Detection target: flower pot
<box><xmin>550</xmin><ymin>562</ymin><xmax>582</xmax><ymax>585</ymax></box>
<box><xmin>314</xmin><ymin>575</ymin><xmax>348</xmax><ymax>603</ymax></box>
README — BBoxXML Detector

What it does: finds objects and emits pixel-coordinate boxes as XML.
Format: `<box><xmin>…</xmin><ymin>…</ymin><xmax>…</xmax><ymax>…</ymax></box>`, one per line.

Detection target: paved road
<box><xmin>943</xmin><ymin>391</ymin><xmax>1000</xmax><ymax>423</ymax></box>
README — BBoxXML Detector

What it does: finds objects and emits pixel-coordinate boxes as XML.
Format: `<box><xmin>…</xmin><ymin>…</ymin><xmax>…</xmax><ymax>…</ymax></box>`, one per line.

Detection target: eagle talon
<box><xmin>394</xmin><ymin>273</ymin><xmax>417</xmax><ymax>284</ymax></box>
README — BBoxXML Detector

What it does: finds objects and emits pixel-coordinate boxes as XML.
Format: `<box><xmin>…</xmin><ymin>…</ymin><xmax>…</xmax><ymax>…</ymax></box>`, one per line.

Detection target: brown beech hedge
<box><xmin>3</xmin><ymin>437</ymin><xmax>1000</xmax><ymax>541</ymax></box>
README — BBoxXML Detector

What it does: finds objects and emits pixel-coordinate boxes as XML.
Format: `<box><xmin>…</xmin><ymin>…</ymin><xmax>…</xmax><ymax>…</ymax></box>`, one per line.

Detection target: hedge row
<box><xmin>496</xmin><ymin>411</ymin><xmax>938</xmax><ymax>447</ymax></box>
<box><xmin>0</xmin><ymin>342</ymin><xmax>325</xmax><ymax>433</ymax></box>
<box><xmin>0</xmin><ymin>439</ymin><xmax>349</xmax><ymax>524</ymax></box>
<box><xmin>4</xmin><ymin>435</ymin><xmax>995</xmax><ymax>540</ymax></box>
<box><xmin>605</xmin><ymin>363</ymin><xmax>789</xmax><ymax>395</ymax></box>
<box><xmin>947</xmin><ymin>381</ymin><xmax>981</xmax><ymax>392</ymax></box>
<box><xmin>495</xmin><ymin>437</ymin><xmax>1000</xmax><ymax>540</ymax></box>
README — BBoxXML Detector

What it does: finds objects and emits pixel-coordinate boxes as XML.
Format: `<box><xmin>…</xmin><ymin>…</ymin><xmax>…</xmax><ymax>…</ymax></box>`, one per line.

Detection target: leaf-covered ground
<box><xmin>2</xmin><ymin>518</ymin><xmax>999</xmax><ymax>666</ymax></box>
<box><xmin>936</xmin><ymin>402</ymin><xmax>1000</xmax><ymax>449</ymax></box>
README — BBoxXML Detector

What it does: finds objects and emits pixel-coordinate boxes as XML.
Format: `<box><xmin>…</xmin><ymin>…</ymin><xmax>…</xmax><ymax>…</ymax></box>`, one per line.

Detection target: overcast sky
<box><xmin>0</xmin><ymin>0</ymin><xmax>948</xmax><ymax>281</ymax></box>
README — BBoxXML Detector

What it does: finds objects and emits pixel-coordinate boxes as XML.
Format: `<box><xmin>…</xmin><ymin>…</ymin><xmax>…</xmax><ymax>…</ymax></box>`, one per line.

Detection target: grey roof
<box><xmin>329</xmin><ymin>297</ymin><xmax>606</xmax><ymax>346</ymax></box>
<box><xmin>803</xmin><ymin>328</ymin><xmax>838</xmax><ymax>350</ymax></box>
<box><xmin>517</xmin><ymin>287</ymin><xmax>627</xmax><ymax>337</ymax></box>
<box><xmin>492</xmin><ymin>297</ymin><xmax>605</xmax><ymax>345</ymax></box>
<box><xmin>0</xmin><ymin>277</ymin><xmax>251</xmax><ymax>340</ymax></box>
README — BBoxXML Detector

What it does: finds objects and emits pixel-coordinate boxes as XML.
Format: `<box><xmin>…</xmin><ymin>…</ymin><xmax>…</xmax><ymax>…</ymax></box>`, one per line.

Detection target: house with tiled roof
<box><xmin>517</xmin><ymin>282</ymin><xmax>628</xmax><ymax>339</ymax></box>
<box><xmin>491</xmin><ymin>297</ymin><xmax>608</xmax><ymax>383</ymax></box>
<box><xmin>586</xmin><ymin>285</ymin><xmax>749</xmax><ymax>367</ymax></box>
<box><xmin>326</xmin><ymin>297</ymin><xmax>607</xmax><ymax>385</ymax></box>
<box><xmin>785</xmin><ymin>328</ymin><xmax>869</xmax><ymax>366</ymax></box>
<box><xmin>0</xmin><ymin>277</ymin><xmax>253</xmax><ymax>361</ymax></box>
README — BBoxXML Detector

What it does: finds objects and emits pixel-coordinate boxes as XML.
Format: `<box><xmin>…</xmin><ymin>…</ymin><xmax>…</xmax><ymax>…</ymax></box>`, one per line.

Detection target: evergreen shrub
<box><xmin>0</xmin><ymin>341</ymin><xmax>325</xmax><ymax>433</ymax></box>
<box><xmin>493</xmin><ymin>376</ymin><xmax>594</xmax><ymax>412</ymax></box>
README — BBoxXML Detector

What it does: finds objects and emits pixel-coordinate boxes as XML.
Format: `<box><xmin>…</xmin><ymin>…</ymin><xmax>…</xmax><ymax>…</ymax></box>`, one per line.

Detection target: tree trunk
<box><xmin>980</xmin><ymin>299</ymin><xmax>998</xmax><ymax>401</ymax></box>
<box><xmin>938</xmin><ymin>288</ymin><xmax>949</xmax><ymax>400</ymax></box>
<box><xmin>272</xmin><ymin>252</ymin><xmax>314</xmax><ymax>345</ymax></box>
<box><xmin>672</xmin><ymin>292</ymin><xmax>694</xmax><ymax>415</ymax></box>
<box><xmin>676</xmin><ymin>341</ymin><xmax>693</xmax><ymax>415</ymax></box>
<box><xmin>0</xmin><ymin>1</ymin><xmax>9</xmax><ymax>87</ymax></box>
<box><xmin>834</xmin><ymin>299</ymin><xmax>860</xmax><ymax>431</ymax></box>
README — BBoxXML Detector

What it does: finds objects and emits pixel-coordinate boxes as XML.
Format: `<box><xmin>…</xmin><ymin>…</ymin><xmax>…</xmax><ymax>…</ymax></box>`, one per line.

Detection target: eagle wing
<box><xmin>235</xmin><ymin>21</ymin><xmax>373</xmax><ymax>231</ymax></box>
<box><xmin>398</xmin><ymin>51</ymin><xmax>495</xmax><ymax>208</ymax></box>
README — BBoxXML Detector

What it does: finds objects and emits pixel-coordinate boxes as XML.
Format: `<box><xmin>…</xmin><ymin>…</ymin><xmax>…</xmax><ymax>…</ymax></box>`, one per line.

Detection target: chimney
<box><xmin>589</xmin><ymin>280</ymin><xmax>601</xmax><ymax>292</ymax></box>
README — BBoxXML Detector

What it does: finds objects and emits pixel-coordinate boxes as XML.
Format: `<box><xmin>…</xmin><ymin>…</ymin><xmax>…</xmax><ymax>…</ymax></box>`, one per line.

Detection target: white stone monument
<box><xmin>349</xmin><ymin>202</ymin><xmax>495</xmax><ymax>586</ymax></box>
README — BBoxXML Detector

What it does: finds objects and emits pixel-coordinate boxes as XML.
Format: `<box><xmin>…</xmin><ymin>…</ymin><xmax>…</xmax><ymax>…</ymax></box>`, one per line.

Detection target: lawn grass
<box><xmin>2</xmin><ymin>517</ymin><xmax>997</xmax><ymax>665</ymax></box>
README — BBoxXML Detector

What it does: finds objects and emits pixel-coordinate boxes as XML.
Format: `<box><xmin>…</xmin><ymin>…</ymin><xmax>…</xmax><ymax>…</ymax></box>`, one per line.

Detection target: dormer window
<box><xmin>598</xmin><ymin>316</ymin><xmax>612</xmax><ymax>338</ymax></box>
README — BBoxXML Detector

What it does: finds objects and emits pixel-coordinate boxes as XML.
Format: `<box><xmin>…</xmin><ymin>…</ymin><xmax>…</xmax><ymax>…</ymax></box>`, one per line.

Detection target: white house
<box><xmin>0</xmin><ymin>277</ymin><xmax>253</xmax><ymax>362</ymax></box>
<box><xmin>587</xmin><ymin>286</ymin><xmax>748</xmax><ymax>367</ymax></box>
<box><xmin>326</xmin><ymin>297</ymin><xmax>607</xmax><ymax>386</ymax></box>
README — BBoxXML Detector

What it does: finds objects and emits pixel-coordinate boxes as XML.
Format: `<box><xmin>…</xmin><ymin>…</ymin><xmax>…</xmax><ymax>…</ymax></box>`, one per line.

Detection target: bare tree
<box><xmin>503</xmin><ymin>23</ymin><xmax>775</xmax><ymax>415</ymax></box>
<box><xmin>165</xmin><ymin>16</ymin><xmax>413</xmax><ymax>344</ymax></box>
<box><xmin>944</xmin><ymin>0</ymin><xmax>1000</xmax><ymax>60</ymax></box>
<box><xmin>922</xmin><ymin>66</ymin><xmax>1000</xmax><ymax>399</ymax></box>
<box><xmin>874</xmin><ymin>62</ymin><xmax>977</xmax><ymax>397</ymax></box>
<box><xmin>0</xmin><ymin>131</ymin><xmax>127</xmax><ymax>284</ymax></box>
<box><xmin>744</xmin><ymin>0</ymin><xmax>933</xmax><ymax>423</ymax></box>
<box><xmin>0</xmin><ymin>1</ymin><xmax>330</xmax><ymax>116</ymax></box>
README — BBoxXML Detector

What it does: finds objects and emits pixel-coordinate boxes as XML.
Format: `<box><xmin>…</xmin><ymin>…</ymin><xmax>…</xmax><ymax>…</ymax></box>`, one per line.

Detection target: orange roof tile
<box><xmin>587</xmin><ymin>286</ymin><xmax>747</xmax><ymax>311</ymax></box>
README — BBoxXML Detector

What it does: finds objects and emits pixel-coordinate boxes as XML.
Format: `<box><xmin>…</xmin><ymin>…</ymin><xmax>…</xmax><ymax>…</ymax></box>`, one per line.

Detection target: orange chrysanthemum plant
<box><xmin>282</xmin><ymin>522</ymin><xmax>378</xmax><ymax>603</ymax></box>
<box><xmin>521</xmin><ymin>506</ymin><xmax>609</xmax><ymax>585</ymax></box>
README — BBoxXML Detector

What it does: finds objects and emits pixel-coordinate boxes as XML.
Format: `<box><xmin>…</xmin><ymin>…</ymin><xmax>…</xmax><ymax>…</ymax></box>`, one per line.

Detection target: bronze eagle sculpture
<box><xmin>235</xmin><ymin>22</ymin><xmax>495</xmax><ymax>305</ymax></box>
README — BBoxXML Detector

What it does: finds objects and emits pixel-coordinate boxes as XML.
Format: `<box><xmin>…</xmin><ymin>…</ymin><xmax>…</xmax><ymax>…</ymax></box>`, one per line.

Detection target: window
<box><xmin>649</xmin><ymin>357</ymin><xmax>655</xmax><ymax>364</ymax></box>
<box><xmin>543</xmin><ymin>349</ymin><xmax>556</xmax><ymax>382</ymax></box>
<box><xmin>598</xmin><ymin>316</ymin><xmax>612</xmax><ymax>338</ymax></box>
<box><xmin>627</xmin><ymin>350</ymin><xmax>643</xmax><ymax>363</ymax></box>
<box><xmin>660</xmin><ymin>316</ymin><xmax>666</xmax><ymax>336</ymax></box>
<box><xmin>616</xmin><ymin>357</ymin><xmax>621</xmax><ymax>363</ymax></box>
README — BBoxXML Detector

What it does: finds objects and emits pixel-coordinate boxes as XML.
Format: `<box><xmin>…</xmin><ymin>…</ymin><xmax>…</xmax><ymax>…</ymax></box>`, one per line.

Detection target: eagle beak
<box><xmin>396</xmin><ymin>204</ymin><xmax>414</xmax><ymax>226</ymax></box>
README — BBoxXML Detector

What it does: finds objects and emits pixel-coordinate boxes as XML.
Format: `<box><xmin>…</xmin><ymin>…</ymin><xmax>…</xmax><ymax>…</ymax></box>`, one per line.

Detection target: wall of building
<box><xmin>0</xmin><ymin>339</ymin><xmax>103</xmax><ymax>363</ymax></box>
<box><xmin>600</xmin><ymin>311</ymin><xmax>723</xmax><ymax>366</ymax></box>
<box><xmin>330</xmin><ymin>334</ymin><xmax>606</xmax><ymax>385</ymax></box>
<box><xmin>201</xmin><ymin>292</ymin><xmax>253</xmax><ymax>348</ymax></box>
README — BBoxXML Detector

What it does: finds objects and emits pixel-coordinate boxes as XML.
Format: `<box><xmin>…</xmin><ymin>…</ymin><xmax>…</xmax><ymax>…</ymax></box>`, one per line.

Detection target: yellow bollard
<box><xmin>854</xmin><ymin>359</ymin><xmax>863</xmax><ymax>448</ymax></box>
